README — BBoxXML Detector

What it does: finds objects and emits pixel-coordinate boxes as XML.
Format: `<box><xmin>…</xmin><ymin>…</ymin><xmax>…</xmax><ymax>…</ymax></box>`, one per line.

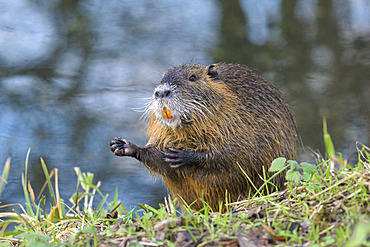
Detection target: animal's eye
<box><xmin>189</xmin><ymin>75</ymin><xmax>196</xmax><ymax>81</ymax></box>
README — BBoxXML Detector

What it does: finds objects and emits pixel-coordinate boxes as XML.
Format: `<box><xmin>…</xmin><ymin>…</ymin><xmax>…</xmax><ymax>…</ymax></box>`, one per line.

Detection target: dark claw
<box><xmin>114</xmin><ymin>149</ymin><xmax>124</xmax><ymax>156</ymax></box>
<box><xmin>170</xmin><ymin>163</ymin><xmax>183</xmax><ymax>169</ymax></box>
<box><xmin>109</xmin><ymin>137</ymin><xmax>137</xmax><ymax>157</ymax></box>
<box><xmin>162</xmin><ymin>151</ymin><xmax>180</xmax><ymax>158</ymax></box>
<box><xmin>161</xmin><ymin>147</ymin><xmax>196</xmax><ymax>169</ymax></box>
<box><xmin>165</xmin><ymin>147</ymin><xmax>178</xmax><ymax>152</ymax></box>
<box><xmin>163</xmin><ymin>157</ymin><xmax>182</xmax><ymax>164</ymax></box>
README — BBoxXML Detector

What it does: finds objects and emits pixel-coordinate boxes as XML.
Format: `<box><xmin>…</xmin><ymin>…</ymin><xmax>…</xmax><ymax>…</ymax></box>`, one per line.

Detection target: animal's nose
<box><xmin>154</xmin><ymin>88</ymin><xmax>172</xmax><ymax>99</ymax></box>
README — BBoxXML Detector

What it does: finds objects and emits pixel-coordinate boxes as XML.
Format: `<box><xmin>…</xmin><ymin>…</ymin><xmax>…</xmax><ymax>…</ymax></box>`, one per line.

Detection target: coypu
<box><xmin>110</xmin><ymin>63</ymin><xmax>296</xmax><ymax>211</ymax></box>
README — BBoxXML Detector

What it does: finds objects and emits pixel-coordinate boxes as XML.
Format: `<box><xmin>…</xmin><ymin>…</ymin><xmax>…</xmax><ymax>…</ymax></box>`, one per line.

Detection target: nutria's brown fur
<box><xmin>110</xmin><ymin>63</ymin><xmax>296</xmax><ymax>212</ymax></box>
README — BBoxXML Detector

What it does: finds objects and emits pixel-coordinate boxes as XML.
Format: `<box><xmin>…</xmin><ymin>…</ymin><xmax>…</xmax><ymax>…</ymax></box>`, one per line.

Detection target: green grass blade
<box><xmin>22</xmin><ymin>148</ymin><xmax>35</xmax><ymax>217</ymax></box>
<box><xmin>40</xmin><ymin>158</ymin><xmax>56</xmax><ymax>206</ymax></box>
<box><xmin>237</xmin><ymin>163</ymin><xmax>260</xmax><ymax>196</ymax></box>
<box><xmin>112</xmin><ymin>186</ymin><xmax>119</xmax><ymax>209</ymax></box>
<box><xmin>13</xmin><ymin>209</ymin><xmax>34</xmax><ymax>230</ymax></box>
<box><xmin>96</xmin><ymin>194</ymin><xmax>109</xmax><ymax>213</ymax></box>
<box><xmin>0</xmin><ymin>158</ymin><xmax>11</xmax><ymax>199</ymax></box>
<box><xmin>323</xmin><ymin>117</ymin><xmax>335</xmax><ymax>159</ymax></box>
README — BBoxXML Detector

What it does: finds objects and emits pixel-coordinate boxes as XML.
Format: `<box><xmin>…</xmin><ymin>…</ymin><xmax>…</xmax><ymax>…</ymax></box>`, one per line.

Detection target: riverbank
<box><xmin>0</xmin><ymin>138</ymin><xmax>369</xmax><ymax>246</ymax></box>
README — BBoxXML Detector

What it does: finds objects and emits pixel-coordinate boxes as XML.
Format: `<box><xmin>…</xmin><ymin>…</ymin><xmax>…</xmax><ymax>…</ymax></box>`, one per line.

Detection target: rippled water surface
<box><xmin>1</xmin><ymin>0</ymin><xmax>369</xmax><ymax>209</ymax></box>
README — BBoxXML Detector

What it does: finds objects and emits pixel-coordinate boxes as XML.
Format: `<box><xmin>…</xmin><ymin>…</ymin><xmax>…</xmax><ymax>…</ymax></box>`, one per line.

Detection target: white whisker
<box><xmin>184</xmin><ymin>99</ymin><xmax>214</xmax><ymax>117</ymax></box>
<box><xmin>183</xmin><ymin>100</ymin><xmax>213</xmax><ymax>125</ymax></box>
<box><xmin>139</xmin><ymin>100</ymin><xmax>154</xmax><ymax>122</ymax></box>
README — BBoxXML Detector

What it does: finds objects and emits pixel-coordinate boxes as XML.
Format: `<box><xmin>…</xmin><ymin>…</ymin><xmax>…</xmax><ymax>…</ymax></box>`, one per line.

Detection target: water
<box><xmin>0</xmin><ymin>0</ymin><xmax>369</xmax><ymax>210</ymax></box>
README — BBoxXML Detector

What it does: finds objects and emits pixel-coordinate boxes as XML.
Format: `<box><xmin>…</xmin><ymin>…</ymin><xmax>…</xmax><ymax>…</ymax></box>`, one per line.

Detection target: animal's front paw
<box><xmin>161</xmin><ymin>147</ymin><xmax>198</xmax><ymax>168</ymax></box>
<box><xmin>109</xmin><ymin>137</ymin><xmax>137</xmax><ymax>157</ymax></box>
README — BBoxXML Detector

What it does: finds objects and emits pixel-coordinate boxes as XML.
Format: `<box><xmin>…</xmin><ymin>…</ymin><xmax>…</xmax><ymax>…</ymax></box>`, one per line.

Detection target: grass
<box><xmin>0</xmin><ymin>123</ymin><xmax>369</xmax><ymax>246</ymax></box>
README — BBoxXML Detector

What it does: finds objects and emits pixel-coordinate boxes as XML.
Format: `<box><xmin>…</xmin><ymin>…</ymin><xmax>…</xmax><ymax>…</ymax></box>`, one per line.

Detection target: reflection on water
<box><xmin>0</xmin><ymin>0</ymin><xmax>369</xmax><ymax>209</ymax></box>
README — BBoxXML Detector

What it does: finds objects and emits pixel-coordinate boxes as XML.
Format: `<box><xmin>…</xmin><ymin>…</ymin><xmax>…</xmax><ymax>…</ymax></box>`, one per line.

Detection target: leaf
<box><xmin>19</xmin><ymin>232</ymin><xmax>52</xmax><ymax>241</ymax></box>
<box><xmin>287</xmin><ymin>160</ymin><xmax>299</xmax><ymax>170</ymax></box>
<box><xmin>80</xmin><ymin>226</ymin><xmax>95</xmax><ymax>234</ymax></box>
<box><xmin>287</xmin><ymin>160</ymin><xmax>298</xmax><ymax>164</ymax></box>
<box><xmin>291</xmin><ymin>162</ymin><xmax>299</xmax><ymax>170</ymax></box>
<box><xmin>302</xmin><ymin>172</ymin><xmax>312</xmax><ymax>182</ymax></box>
<box><xmin>347</xmin><ymin>220</ymin><xmax>370</xmax><ymax>246</ymax></box>
<box><xmin>269</xmin><ymin>157</ymin><xmax>287</xmax><ymax>172</ymax></box>
<box><xmin>301</xmin><ymin>162</ymin><xmax>317</xmax><ymax>173</ymax></box>
<box><xmin>286</xmin><ymin>170</ymin><xmax>301</xmax><ymax>182</ymax></box>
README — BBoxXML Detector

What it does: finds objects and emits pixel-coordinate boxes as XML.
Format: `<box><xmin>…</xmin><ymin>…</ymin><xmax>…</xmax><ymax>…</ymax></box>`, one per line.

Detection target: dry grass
<box><xmin>0</xmin><ymin>141</ymin><xmax>369</xmax><ymax>246</ymax></box>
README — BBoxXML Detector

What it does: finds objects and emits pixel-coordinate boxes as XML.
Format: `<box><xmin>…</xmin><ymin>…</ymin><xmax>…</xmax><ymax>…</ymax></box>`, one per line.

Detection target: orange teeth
<box><xmin>163</xmin><ymin>107</ymin><xmax>172</xmax><ymax>119</ymax></box>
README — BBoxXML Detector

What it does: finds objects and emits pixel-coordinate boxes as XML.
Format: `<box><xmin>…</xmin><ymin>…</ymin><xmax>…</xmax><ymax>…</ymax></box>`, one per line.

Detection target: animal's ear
<box><xmin>206</xmin><ymin>64</ymin><xmax>218</xmax><ymax>78</ymax></box>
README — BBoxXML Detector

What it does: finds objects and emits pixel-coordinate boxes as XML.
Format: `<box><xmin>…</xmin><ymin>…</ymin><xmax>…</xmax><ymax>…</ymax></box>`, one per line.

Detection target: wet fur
<box><xmin>143</xmin><ymin>63</ymin><xmax>296</xmax><ymax>211</ymax></box>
